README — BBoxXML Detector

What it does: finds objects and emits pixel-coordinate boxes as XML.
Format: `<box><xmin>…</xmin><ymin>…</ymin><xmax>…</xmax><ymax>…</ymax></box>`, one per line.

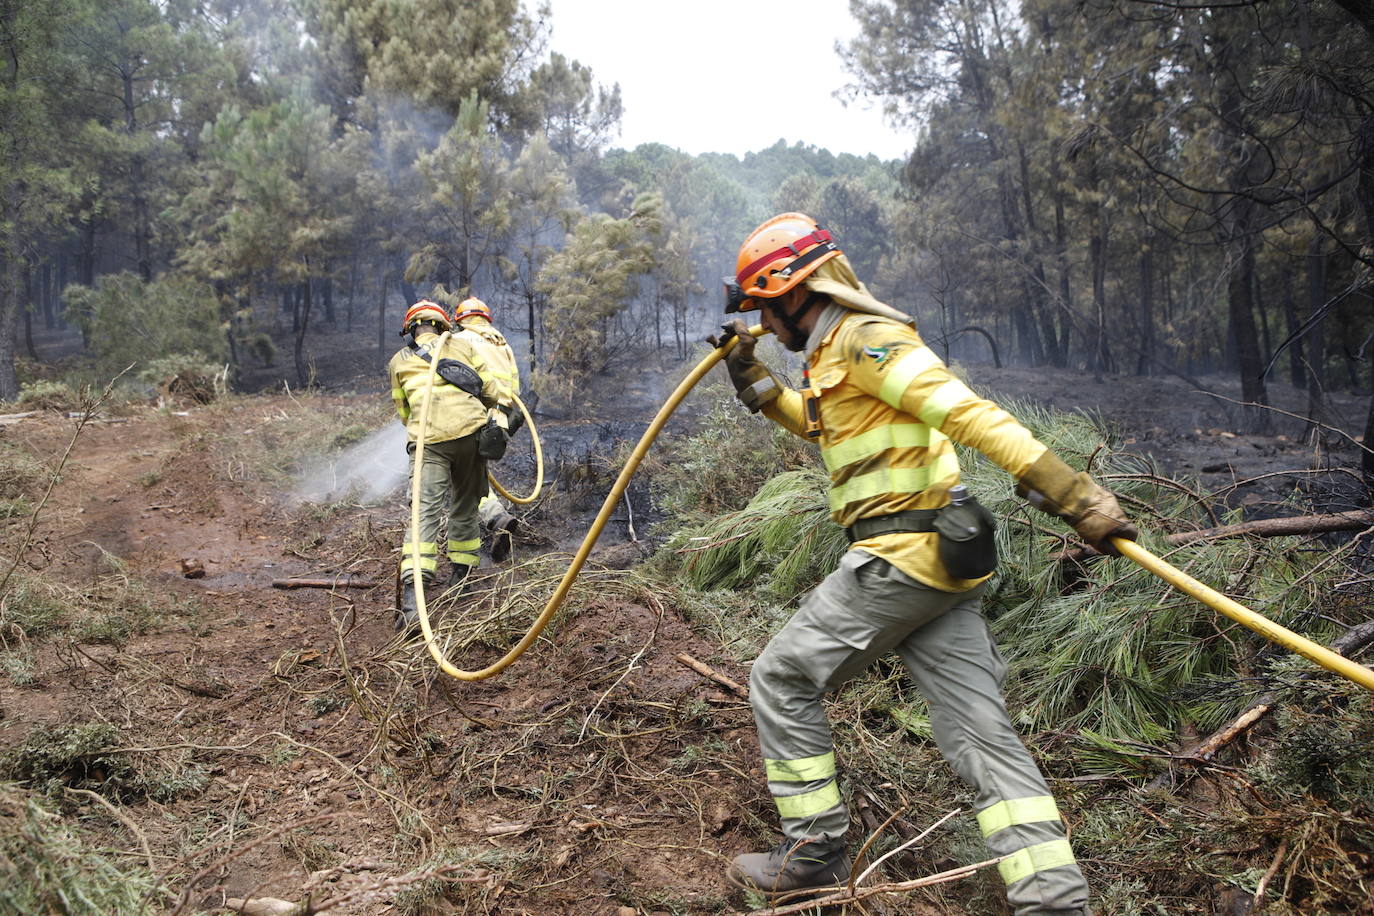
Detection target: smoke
<box><xmin>292</xmin><ymin>423</ymin><xmax>408</xmax><ymax>506</ymax></box>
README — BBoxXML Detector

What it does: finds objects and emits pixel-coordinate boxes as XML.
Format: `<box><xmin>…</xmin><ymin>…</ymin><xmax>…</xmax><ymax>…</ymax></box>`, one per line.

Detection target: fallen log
<box><xmin>1057</xmin><ymin>508</ymin><xmax>1374</xmax><ymax>564</ymax></box>
<box><xmin>271</xmin><ymin>576</ymin><xmax>380</xmax><ymax>590</ymax></box>
<box><xmin>675</xmin><ymin>652</ymin><xmax>748</xmax><ymax>698</ymax></box>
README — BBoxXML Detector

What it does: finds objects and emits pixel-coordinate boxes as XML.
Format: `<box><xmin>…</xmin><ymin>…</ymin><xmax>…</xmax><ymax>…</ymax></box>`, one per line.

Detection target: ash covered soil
<box><xmin>0</xmin><ymin>353</ymin><xmax>1368</xmax><ymax>915</ymax></box>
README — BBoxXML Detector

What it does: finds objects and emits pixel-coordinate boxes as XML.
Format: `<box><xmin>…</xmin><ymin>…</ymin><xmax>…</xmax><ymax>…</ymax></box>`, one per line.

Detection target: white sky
<box><xmin>542</xmin><ymin>0</ymin><xmax>913</xmax><ymax>161</ymax></box>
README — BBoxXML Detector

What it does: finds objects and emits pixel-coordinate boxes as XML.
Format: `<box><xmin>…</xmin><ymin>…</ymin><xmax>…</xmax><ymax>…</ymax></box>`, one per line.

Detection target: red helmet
<box><xmin>724</xmin><ymin>213</ymin><xmax>841</xmax><ymax>313</ymax></box>
<box><xmin>402</xmin><ymin>300</ymin><xmax>451</xmax><ymax>333</ymax></box>
<box><xmin>453</xmin><ymin>297</ymin><xmax>491</xmax><ymax>324</ymax></box>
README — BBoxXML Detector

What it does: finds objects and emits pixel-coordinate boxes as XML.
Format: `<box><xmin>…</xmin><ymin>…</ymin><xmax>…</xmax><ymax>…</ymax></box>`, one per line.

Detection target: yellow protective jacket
<box><xmin>761</xmin><ymin>312</ymin><xmax>1049</xmax><ymax>592</ymax></box>
<box><xmin>455</xmin><ymin>317</ymin><xmax>520</xmax><ymax>397</ymax></box>
<box><xmin>388</xmin><ymin>331</ymin><xmax>511</xmax><ymax>444</ymax></box>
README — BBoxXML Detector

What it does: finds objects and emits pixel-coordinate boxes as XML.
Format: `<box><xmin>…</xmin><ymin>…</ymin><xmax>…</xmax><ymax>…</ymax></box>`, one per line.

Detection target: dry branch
<box><xmin>168</xmin><ymin>812</ymin><xmax>339</xmax><ymax>916</ymax></box>
<box><xmin>676</xmin><ymin>652</ymin><xmax>748</xmax><ymax>697</ymax></box>
<box><xmin>1055</xmin><ymin>508</ymin><xmax>1374</xmax><ymax>563</ymax></box>
<box><xmin>270</xmin><ymin>577</ymin><xmax>380</xmax><ymax>590</ymax></box>
<box><xmin>744</xmin><ymin>854</ymin><xmax>1005</xmax><ymax>915</ymax></box>
<box><xmin>1168</xmin><ymin>509</ymin><xmax>1374</xmax><ymax>545</ymax></box>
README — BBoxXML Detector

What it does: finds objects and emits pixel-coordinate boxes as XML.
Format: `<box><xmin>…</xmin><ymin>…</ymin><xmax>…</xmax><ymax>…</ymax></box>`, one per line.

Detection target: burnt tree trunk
<box><xmin>122</xmin><ymin>68</ymin><xmax>152</xmax><ymax>282</ymax></box>
<box><xmin>294</xmin><ymin>273</ymin><xmax>312</xmax><ymax>387</ymax></box>
<box><xmin>1281</xmin><ymin>265</ymin><xmax>1305</xmax><ymax>389</ymax></box>
<box><xmin>1136</xmin><ymin>243</ymin><xmax>1155</xmax><ymax>376</ymax></box>
<box><xmin>1227</xmin><ymin>223</ymin><xmax>1270</xmax><ymax>432</ymax></box>
<box><xmin>1305</xmin><ymin>236</ymin><xmax>1328</xmax><ymax>436</ymax></box>
<box><xmin>377</xmin><ymin>267</ymin><xmax>389</xmax><ymax>368</ymax></box>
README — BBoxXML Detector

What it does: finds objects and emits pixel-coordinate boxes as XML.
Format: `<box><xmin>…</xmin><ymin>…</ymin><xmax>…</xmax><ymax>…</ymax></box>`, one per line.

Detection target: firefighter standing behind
<box><xmin>713</xmin><ymin>214</ymin><xmax>1137</xmax><ymax>915</ymax></box>
<box><xmin>451</xmin><ymin>296</ymin><xmax>524</xmax><ymax>563</ymax></box>
<box><xmin>388</xmin><ymin>300</ymin><xmax>512</xmax><ymax>632</ymax></box>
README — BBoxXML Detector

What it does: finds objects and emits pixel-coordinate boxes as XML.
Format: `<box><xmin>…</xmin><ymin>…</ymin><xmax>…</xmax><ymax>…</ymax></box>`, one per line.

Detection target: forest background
<box><xmin>2</xmin><ymin>0</ymin><xmax>1372</xmax><ymax>450</ymax></box>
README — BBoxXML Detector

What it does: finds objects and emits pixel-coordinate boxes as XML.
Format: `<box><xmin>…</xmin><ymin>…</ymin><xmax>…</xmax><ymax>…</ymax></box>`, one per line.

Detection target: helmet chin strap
<box><xmin>766</xmin><ymin>291</ymin><xmax>826</xmax><ymax>345</ymax></box>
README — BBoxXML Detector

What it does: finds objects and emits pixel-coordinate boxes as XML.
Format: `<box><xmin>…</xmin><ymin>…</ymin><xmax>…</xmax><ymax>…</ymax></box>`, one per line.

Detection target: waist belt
<box><xmin>845</xmin><ymin>509</ymin><xmax>938</xmax><ymax>543</ymax></box>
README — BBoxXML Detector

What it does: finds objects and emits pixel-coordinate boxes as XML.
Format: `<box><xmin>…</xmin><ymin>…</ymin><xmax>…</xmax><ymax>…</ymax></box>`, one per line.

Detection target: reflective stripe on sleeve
<box><xmin>916</xmin><ymin>378</ymin><xmax>977</xmax><ymax>430</ymax></box>
<box><xmin>821</xmin><ymin>424</ymin><xmax>933</xmax><ymax>471</ymax></box>
<box><xmin>976</xmin><ymin>796</ymin><xmax>1061</xmax><ymax>838</ymax></box>
<box><xmin>878</xmin><ymin>347</ymin><xmax>942</xmax><ymax>408</ymax></box>
<box><xmin>764</xmin><ymin>751</ymin><xmax>837</xmax><ymax>783</ymax></box>
<box><xmin>828</xmin><ymin>451</ymin><xmax>961</xmax><ymax>511</ymax></box>
<box><xmin>998</xmin><ymin>839</ymin><xmax>1078</xmax><ymax>887</ymax></box>
<box><xmin>773</xmin><ymin>781</ymin><xmax>842</xmax><ymax>820</ymax></box>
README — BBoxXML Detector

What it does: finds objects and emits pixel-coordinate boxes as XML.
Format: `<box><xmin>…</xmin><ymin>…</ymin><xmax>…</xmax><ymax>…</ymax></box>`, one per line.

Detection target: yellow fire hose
<box><xmin>405</xmin><ymin>326</ymin><xmax>764</xmax><ymax>680</ymax></box>
<box><xmin>405</xmin><ymin>327</ymin><xmax>1374</xmax><ymax>693</ymax></box>
<box><xmin>487</xmin><ymin>393</ymin><xmax>543</xmax><ymax>504</ymax></box>
<box><xmin>1111</xmin><ymin>537</ymin><xmax>1374</xmax><ymax>692</ymax></box>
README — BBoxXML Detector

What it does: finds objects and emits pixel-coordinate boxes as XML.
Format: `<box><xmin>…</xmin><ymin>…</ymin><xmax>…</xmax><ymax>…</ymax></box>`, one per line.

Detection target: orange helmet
<box><xmin>401</xmin><ymin>300</ymin><xmax>451</xmax><ymax>334</ymax></box>
<box><xmin>453</xmin><ymin>297</ymin><xmax>491</xmax><ymax>324</ymax></box>
<box><xmin>724</xmin><ymin>213</ymin><xmax>841</xmax><ymax>313</ymax></box>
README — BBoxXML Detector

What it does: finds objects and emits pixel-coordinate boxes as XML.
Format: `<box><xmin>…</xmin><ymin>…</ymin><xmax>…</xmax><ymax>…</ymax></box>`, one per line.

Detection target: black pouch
<box><xmin>476</xmin><ymin>418</ymin><xmax>508</xmax><ymax>461</ymax></box>
<box><xmin>934</xmin><ymin>497</ymin><xmax>998</xmax><ymax>579</ymax></box>
<box><xmin>435</xmin><ymin>358</ymin><xmax>483</xmax><ymax>399</ymax></box>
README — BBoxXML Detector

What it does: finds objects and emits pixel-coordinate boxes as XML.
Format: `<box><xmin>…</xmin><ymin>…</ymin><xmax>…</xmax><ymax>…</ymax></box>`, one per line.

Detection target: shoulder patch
<box><xmin>856</xmin><ymin>341</ymin><xmax>913</xmax><ymax>373</ymax></box>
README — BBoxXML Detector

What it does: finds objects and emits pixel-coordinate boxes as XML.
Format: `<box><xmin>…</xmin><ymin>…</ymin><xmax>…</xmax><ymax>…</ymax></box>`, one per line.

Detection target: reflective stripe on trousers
<box><xmin>400</xmin><ymin>433</ymin><xmax>485</xmax><ymax>582</ymax></box>
<box><xmin>748</xmin><ymin>549</ymin><xmax>1089</xmax><ymax>914</ymax></box>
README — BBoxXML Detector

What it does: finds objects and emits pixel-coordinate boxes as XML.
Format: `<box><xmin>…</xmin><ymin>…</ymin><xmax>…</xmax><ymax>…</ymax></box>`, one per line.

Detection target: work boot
<box><xmin>488</xmin><ymin>512</ymin><xmax>520</xmax><ymax>563</ymax></box>
<box><xmin>725</xmin><ymin>839</ymin><xmax>851</xmax><ymax>897</ymax></box>
<box><xmin>394</xmin><ymin>582</ymin><xmax>420</xmax><ymax>634</ymax></box>
<box><xmin>448</xmin><ymin>563</ymin><xmax>473</xmax><ymax>590</ymax></box>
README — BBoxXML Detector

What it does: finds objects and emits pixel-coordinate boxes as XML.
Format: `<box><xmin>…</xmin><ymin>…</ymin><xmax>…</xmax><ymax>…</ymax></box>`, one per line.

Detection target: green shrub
<box><xmin>139</xmin><ymin>352</ymin><xmax>227</xmax><ymax>404</ymax></box>
<box><xmin>0</xmin><ymin>439</ymin><xmax>48</xmax><ymax>500</ymax></box>
<box><xmin>0</xmin><ymin>783</ymin><xmax>159</xmax><ymax>914</ymax></box>
<box><xmin>0</xmin><ymin>722</ymin><xmax>207</xmax><ymax>803</ymax></box>
<box><xmin>15</xmin><ymin>379</ymin><xmax>79</xmax><ymax>411</ymax></box>
<box><xmin>0</xmin><ymin>577</ymin><xmax>71</xmax><ymax>639</ymax></box>
<box><xmin>64</xmin><ymin>272</ymin><xmax>228</xmax><ymax>384</ymax></box>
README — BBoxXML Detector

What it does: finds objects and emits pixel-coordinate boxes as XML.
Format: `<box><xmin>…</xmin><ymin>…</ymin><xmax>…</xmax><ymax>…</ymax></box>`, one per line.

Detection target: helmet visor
<box><xmin>723</xmin><ymin>277</ymin><xmax>756</xmax><ymax>314</ymax></box>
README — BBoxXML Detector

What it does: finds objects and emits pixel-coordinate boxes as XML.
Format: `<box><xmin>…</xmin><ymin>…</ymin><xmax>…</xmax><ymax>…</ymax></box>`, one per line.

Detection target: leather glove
<box><xmin>476</xmin><ymin>416</ymin><xmax>509</xmax><ymax>461</ymax></box>
<box><xmin>707</xmin><ymin>319</ymin><xmax>778</xmax><ymax>413</ymax></box>
<box><xmin>503</xmin><ymin>403</ymin><xmax>525</xmax><ymax>437</ymax></box>
<box><xmin>1016</xmin><ymin>451</ymin><xmax>1138</xmax><ymax>555</ymax></box>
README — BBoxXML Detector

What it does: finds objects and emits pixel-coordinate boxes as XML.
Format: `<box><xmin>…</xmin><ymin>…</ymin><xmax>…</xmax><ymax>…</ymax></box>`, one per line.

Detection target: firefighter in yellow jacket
<box><xmin>452</xmin><ymin>297</ymin><xmax>523</xmax><ymax>563</ymax></box>
<box><xmin>714</xmin><ymin>214</ymin><xmax>1136</xmax><ymax>914</ymax></box>
<box><xmin>388</xmin><ymin>300</ymin><xmax>512</xmax><ymax>632</ymax></box>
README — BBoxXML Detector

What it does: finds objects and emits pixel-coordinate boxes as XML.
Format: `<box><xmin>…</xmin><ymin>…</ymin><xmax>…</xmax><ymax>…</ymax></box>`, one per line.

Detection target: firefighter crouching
<box><xmin>452</xmin><ymin>296</ymin><xmax>524</xmax><ymax>563</ymax></box>
<box><xmin>388</xmin><ymin>300</ymin><xmax>513</xmax><ymax>632</ymax></box>
<box><xmin>714</xmin><ymin>213</ymin><xmax>1137</xmax><ymax>915</ymax></box>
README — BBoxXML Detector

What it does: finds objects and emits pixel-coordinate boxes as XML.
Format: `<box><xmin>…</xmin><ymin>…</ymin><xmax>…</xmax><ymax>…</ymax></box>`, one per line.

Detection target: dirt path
<box><xmin>1</xmin><ymin>402</ymin><xmax>832</xmax><ymax>916</ymax></box>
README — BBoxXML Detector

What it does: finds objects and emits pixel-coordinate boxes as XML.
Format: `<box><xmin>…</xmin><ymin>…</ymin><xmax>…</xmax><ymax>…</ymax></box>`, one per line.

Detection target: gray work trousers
<box><xmin>749</xmin><ymin>549</ymin><xmax>1089</xmax><ymax>915</ymax></box>
<box><xmin>399</xmin><ymin>434</ymin><xmax>485</xmax><ymax>583</ymax></box>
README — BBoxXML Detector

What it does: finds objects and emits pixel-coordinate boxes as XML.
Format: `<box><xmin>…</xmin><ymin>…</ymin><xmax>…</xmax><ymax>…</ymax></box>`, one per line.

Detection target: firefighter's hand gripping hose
<box><xmin>406</xmin><ymin>326</ymin><xmax>768</xmax><ymax>681</ymax></box>
<box><xmin>1109</xmin><ymin>537</ymin><xmax>1374</xmax><ymax>693</ymax></box>
<box><xmin>487</xmin><ymin>393</ymin><xmax>543</xmax><ymax>504</ymax></box>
